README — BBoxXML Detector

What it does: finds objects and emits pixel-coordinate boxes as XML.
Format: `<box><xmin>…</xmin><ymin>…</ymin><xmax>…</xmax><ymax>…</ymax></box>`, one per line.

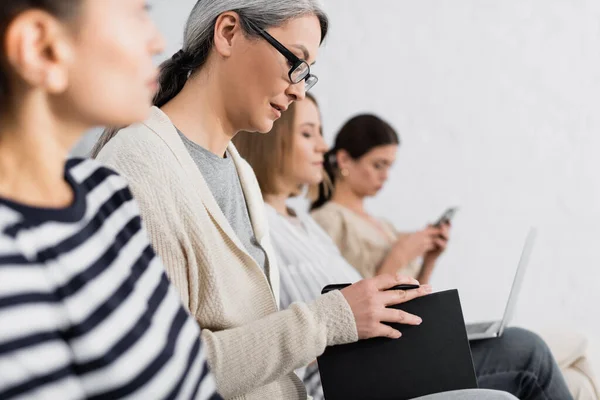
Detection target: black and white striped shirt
<box><xmin>0</xmin><ymin>158</ymin><xmax>220</xmax><ymax>399</ymax></box>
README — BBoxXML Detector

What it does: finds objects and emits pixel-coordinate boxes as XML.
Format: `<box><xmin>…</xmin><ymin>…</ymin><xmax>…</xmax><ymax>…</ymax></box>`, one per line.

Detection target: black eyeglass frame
<box><xmin>246</xmin><ymin>20</ymin><xmax>318</xmax><ymax>91</ymax></box>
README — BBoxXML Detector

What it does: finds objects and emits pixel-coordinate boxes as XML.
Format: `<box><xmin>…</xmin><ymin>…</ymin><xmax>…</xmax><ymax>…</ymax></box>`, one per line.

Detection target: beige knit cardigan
<box><xmin>96</xmin><ymin>107</ymin><xmax>358</xmax><ymax>399</ymax></box>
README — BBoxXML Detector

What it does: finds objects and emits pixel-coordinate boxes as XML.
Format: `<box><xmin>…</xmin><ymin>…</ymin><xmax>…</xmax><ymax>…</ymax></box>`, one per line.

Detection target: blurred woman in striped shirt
<box><xmin>0</xmin><ymin>1</ymin><xmax>219</xmax><ymax>398</ymax></box>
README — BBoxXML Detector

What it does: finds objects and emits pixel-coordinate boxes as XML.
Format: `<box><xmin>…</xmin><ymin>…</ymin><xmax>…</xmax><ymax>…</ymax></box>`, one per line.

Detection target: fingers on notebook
<box><xmin>381</xmin><ymin>284</ymin><xmax>432</xmax><ymax>306</ymax></box>
<box><xmin>379</xmin><ymin>325</ymin><xmax>403</xmax><ymax>339</ymax></box>
<box><xmin>419</xmin><ymin>284</ymin><xmax>433</xmax><ymax>295</ymax></box>
<box><xmin>382</xmin><ymin>308</ymin><xmax>422</xmax><ymax>326</ymax></box>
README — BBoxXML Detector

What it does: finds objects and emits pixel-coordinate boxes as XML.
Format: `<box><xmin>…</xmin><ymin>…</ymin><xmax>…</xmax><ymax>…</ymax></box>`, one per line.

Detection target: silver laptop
<box><xmin>466</xmin><ymin>228</ymin><xmax>537</xmax><ymax>341</ymax></box>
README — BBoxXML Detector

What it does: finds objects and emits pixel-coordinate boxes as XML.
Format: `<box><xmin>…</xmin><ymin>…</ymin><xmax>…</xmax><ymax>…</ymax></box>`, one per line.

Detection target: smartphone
<box><xmin>434</xmin><ymin>207</ymin><xmax>458</xmax><ymax>227</ymax></box>
<box><xmin>321</xmin><ymin>283</ymin><xmax>420</xmax><ymax>295</ymax></box>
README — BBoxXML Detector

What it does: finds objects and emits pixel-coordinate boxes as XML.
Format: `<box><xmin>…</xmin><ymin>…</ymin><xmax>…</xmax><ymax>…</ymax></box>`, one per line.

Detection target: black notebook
<box><xmin>317</xmin><ymin>289</ymin><xmax>477</xmax><ymax>400</ymax></box>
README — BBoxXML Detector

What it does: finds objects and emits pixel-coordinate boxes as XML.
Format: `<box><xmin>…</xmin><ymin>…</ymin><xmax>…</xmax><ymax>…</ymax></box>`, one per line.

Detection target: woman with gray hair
<box><xmin>91</xmin><ymin>1</ymin><xmax>517</xmax><ymax>399</ymax></box>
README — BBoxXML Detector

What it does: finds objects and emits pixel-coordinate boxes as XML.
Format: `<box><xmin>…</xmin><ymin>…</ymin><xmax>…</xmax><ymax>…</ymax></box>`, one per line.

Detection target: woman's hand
<box><xmin>341</xmin><ymin>273</ymin><xmax>433</xmax><ymax>340</ymax></box>
<box><xmin>423</xmin><ymin>222</ymin><xmax>451</xmax><ymax>265</ymax></box>
<box><xmin>377</xmin><ymin>227</ymin><xmax>440</xmax><ymax>276</ymax></box>
<box><xmin>392</xmin><ymin>227</ymin><xmax>440</xmax><ymax>262</ymax></box>
<box><xmin>416</xmin><ymin>222</ymin><xmax>451</xmax><ymax>284</ymax></box>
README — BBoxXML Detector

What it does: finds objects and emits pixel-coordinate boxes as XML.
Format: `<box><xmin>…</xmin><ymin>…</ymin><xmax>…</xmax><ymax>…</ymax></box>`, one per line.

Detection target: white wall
<box><xmin>74</xmin><ymin>0</ymin><xmax>600</xmax><ymax>368</ymax></box>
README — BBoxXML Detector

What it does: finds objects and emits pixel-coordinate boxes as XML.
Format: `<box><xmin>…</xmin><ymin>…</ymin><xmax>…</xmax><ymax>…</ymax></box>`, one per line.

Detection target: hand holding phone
<box><xmin>434</xmin><ymin>207</ymin><xmax>458</xmax><ymax>227</ymax></box>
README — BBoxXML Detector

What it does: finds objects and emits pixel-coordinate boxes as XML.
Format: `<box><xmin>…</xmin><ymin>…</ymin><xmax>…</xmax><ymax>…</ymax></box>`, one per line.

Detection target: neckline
<box><xmin>177</xmin><ymin>129</ymin><xmax>231</xmax><ymax>163</ymax></box>
<box><xmin>0</xmin><ymin>163</ymin><xmax>87</xmax><ymax>224</ymax></box>
<box><xmin>266</xmin><ymin>203</ymin><xmax>308</xmax><ymax>234</ymax></box>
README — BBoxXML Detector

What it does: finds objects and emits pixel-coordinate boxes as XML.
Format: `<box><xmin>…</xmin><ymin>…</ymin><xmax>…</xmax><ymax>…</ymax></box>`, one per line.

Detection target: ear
<box><xmin>4</xmin><ymin>10</ymin><xmax>73</xmax><ymax>94</ymax></box>
<box><xmin>213</xmin><ymin>11</ymin><xmax>244</xmax><ymax>58</ymax></box>
<box><xmin>336</xmin><ymin>149</ymin><xmax>354</xmax><ymax>170</ymax></box>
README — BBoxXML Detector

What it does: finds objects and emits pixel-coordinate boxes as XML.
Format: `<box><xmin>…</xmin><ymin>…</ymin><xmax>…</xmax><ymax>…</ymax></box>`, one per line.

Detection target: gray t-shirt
<box><xmin>177</xmin><ymin>130</ymin><xmax>268</xmax><ymax>273</ymax></box>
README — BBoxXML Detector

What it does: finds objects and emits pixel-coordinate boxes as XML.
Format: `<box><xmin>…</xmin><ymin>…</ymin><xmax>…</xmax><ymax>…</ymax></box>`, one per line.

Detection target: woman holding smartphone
<box><xmin>311</xmin><ymin>114</ymin><xmax>450</xmax><ymax>284</ymax></box>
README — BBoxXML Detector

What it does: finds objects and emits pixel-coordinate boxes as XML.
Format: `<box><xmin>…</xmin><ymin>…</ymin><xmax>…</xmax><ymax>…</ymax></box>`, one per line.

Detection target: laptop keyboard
<box><xmin>466</xmin><ymin>322</ymin><xmax>494</xmax><ymax>335</ymax></box>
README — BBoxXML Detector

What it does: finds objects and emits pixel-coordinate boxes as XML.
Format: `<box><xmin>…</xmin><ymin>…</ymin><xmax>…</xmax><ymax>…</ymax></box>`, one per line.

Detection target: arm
<box><xmin>0</xmin><ymin>263</ymin><xmax>85</xmax><ymax>399</ymax></box>
<box><xmin>377</xmin><ymin>238</ymin><xmax>412</xmax><ymax>277</ymax></box>
<box><xmin>417</xmin><ymin>259</ymin><xmax>435</xmax><ymax>284</ymax></box>
<box><xmin>378</xmin><ymin>230</ymin><xmax>425</xmax><ymax>280</ymax></box>
<box><xmin>378</xmin><ymin>225</ymin><xmax>441</xmax><ymax>280</ymax></box>
<box><xmin>202</xmin><ymin>290</ymin><xmax>357</xmax><ymax>398</ymax></box>
<box><xmin>377</xmin><ymin>223</ymin><xmax>416</xmax><ymax>277</ymax></box>
<box><xmin>418</xmin><ymin>223</ymin><xmax>452</xmax><ymax>284</ymax></box>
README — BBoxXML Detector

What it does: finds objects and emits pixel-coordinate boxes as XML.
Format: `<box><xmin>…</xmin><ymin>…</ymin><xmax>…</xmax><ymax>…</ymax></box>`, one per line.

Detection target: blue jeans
<box><xmin>470</xmin><ymin>327</ymin><xmax>573</xmax><ymax>400</ymax></box>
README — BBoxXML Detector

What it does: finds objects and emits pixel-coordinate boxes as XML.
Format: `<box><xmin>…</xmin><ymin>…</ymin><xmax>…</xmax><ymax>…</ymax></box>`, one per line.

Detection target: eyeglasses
<box><xmin>246</xmin><ymin>20</ymin><xmax>318</xmax><ymax>92</ymax></box>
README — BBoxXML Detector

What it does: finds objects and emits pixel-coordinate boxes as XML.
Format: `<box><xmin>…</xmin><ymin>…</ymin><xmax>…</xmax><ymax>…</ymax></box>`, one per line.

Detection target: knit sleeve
<box><xmin>202</xmin><ymin>290</ymin><xmax>357</xmax><ymax>398</ymax></box>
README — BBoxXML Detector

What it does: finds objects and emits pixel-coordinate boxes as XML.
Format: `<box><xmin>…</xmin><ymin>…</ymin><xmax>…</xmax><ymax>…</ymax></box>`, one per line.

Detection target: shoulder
<box><xmin>95</xmin><ymin>128</ymin><xmax>184</xmax><ymax>192</ymax></box>
<box><xmin>66</xmin><ymin>157</ymin><xmax>122</xmax><ymax>184</ymax></box>
<box><xmin>96</xmin><ymin>107</ymin><xmax>180</xmax><ymax>168</ymax></box>
<box><xmin>66</xmin><ymin>157</ymin><xmax>134</xmax><ymax>200</ymax></box>
<box><xmin>298</xmin><ymin>210</ymin><xmax>321</xmax><ymax>228</ymax></box>
<box><xmin>96</xmin><ymin>122</ymin><xmax>168</xmax><ymax>165</ymax></box>
<box><xmin>298</xmin><ymin>209</ymin><xmax>342</xmax><ymax>243</ymax></box>
<box><xmin>311</xmin><ymin>202</ymin><xmax>347</xmax><ymax>226</ymax></box>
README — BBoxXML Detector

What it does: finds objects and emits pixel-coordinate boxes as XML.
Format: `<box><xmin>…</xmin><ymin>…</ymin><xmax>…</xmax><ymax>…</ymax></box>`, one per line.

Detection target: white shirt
<box><xmin>265</xmin><ymin>205</ymin><xmax>362</xmax><ymax>310</ymax></box>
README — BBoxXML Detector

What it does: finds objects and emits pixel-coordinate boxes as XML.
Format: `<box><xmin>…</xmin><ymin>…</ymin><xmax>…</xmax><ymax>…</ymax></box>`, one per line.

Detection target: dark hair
<box><xmin>90</xmin><ymin>0</ymin><xmax>329</xmax><ymax>158</ymax></box>
<box><xmin>0</xmin><ymin>0</ymin><xmax>78</xmax><ymax>110</ymax></box>
<box><xmin>311</xmin><ymin>114</ymin><xmax>400</xmax><ymax>210</ymax></box>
